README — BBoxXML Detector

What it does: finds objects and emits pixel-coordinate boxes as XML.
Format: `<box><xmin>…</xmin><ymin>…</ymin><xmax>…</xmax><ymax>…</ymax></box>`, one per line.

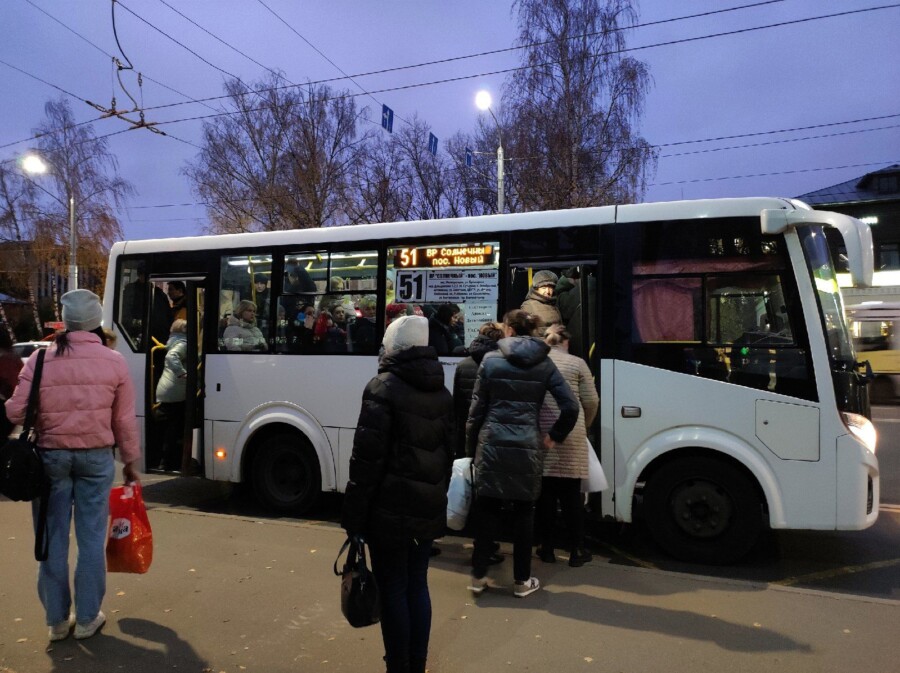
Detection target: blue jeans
<box><xmin>368</xmin><ymin>538</ymin><xmax>433</xmax><ymax>671</ymax></box>
<box><xmin>32</xmin><ymin>449</ymin><xmax>115</xmax><ymax>625</ymax></box>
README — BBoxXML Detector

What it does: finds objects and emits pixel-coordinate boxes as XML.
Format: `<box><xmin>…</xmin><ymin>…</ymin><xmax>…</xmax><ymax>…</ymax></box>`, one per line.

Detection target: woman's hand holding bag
<box><xmin>106</xmin><ymin>482</ymin><xmax>153</xmax><ymax>574</ymax></box>
<box><xmin>333</xmin><ymin>535</ymin><xmax>380</xmax><ymax>628</ymax></box>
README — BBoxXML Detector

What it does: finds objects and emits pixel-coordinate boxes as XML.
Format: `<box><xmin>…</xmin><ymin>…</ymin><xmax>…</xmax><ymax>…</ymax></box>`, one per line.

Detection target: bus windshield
<box><xmin>799</xmin><ymin>226</ymin><xmax>855</xmax><ymax>368</ymax></box>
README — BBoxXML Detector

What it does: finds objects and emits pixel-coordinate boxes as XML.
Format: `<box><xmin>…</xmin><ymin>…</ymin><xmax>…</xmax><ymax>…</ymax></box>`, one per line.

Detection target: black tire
<box><xmin>251</xmin><ymin>433</ymin><xmax>321</xmax><ymax>513</ymax></box>
<box><xmin>643</xmin><ymin>456</ymin><xmax>764</xmax><ymax>564</ymax></box>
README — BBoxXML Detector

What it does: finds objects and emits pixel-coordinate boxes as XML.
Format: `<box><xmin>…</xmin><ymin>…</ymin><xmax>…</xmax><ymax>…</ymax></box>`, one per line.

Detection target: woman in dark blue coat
<box><xmin>342</xmin><ymin>315</ymin><xmax>454</xmax><ymax>673</ymax></box>
<box><xmin>465</xmin><ymin>309</ymin><xmax>579</xmax><ymax>598</ymax></box>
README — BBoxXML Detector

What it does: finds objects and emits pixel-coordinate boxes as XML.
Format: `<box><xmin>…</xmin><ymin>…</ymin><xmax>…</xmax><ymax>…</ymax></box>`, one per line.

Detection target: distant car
<box><xmin>13</xmin><ymin>341</ymin><xmax>50</xmax><ymax>363</ymax></box>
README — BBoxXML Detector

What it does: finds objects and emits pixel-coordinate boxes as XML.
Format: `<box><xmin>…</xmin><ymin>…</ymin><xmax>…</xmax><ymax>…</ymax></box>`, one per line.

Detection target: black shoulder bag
<box><xmin>333</xmin><ymin>536</ymin><xmax>381</xmax><ymax>628</ymax></box>
<box><xmin>0</xmin><ymin>349</ymin><xmax>50</xmax><ymax>560</ymax></box>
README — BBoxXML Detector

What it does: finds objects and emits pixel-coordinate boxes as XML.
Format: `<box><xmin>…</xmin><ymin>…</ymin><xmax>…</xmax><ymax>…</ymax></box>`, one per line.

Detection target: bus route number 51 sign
<box><xmin>396</xmin><ymin>270</ymin><xmax>426</xmax><ymax>303</ymax></box>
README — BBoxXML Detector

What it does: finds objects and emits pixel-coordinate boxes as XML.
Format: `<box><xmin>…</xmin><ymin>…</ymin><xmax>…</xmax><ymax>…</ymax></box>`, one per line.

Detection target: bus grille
<box><xmin>867</xmin><ymin>476</ymin><xmax>874</xmax><ymax>515</ymax></box>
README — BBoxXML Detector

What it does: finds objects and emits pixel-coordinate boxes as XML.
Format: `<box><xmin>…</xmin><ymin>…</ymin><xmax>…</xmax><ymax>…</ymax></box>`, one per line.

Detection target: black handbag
<box><xmin>0</xmin><ymin>349</ymin><xmax>50</xmax><ymax>560</ymax></box>
<box><xmin>333</xmin><ymin>536</ymin><xmax>381</xmax><ymax>628</ymax></box>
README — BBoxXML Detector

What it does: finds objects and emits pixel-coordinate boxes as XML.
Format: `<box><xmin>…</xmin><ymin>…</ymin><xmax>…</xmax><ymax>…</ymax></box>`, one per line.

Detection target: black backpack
<box><xmin>0</xmin><ymin>349</ymin><xmax>50</xmax><ymax>560</ymax></box>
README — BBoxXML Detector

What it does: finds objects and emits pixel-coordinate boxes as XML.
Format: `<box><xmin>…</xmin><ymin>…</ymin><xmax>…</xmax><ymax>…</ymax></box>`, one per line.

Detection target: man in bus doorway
<box><xmin>520</xmin><ymin>270</ymin><xmax>561</xmax><ymax>333</ymax></box>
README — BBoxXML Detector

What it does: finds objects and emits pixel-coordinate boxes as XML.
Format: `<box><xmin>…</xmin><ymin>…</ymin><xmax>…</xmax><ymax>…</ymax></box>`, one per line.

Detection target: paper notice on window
<box><xmin>424</xmin><ymin>269</ymin><xmax>499</xmax><ymax>303</ymax></box>
<box><xmin>463</xmin><ymin>303</ymin><xmax>497</xmax><ymax>345</ymax></box>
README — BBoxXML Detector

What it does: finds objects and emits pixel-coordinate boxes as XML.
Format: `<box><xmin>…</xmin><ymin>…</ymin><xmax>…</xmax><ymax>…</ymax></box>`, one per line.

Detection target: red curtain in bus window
<box><xmin>632</xmin><ymin>278</ymin><xmax>700</xmax><ymax>342</ymax></box>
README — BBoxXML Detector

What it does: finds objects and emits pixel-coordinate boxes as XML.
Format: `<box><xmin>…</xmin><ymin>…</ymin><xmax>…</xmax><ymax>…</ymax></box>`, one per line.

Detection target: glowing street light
<box><xmin>475</xmin><ymin>90</ymin><xmax>504</xmax><ymax>214</ymax></box>
<box><xmin>22</xmin><ymin>153</ymin><xmax>78</xmax><ymax>290</ymax></box>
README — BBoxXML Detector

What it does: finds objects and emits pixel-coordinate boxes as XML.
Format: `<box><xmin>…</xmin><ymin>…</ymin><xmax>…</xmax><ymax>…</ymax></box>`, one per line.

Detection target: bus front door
<box><xmin>146</xmin><ymin>278</ymin><xmax>206</xmax><ymax>474</ymax></box>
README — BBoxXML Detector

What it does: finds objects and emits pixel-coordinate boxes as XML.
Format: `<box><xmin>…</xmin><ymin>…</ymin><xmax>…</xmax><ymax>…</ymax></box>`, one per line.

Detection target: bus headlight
<box><xmin>842</xmin><ymin>412</ymin><xmax>877</xmax><ymax>453</ymax></box>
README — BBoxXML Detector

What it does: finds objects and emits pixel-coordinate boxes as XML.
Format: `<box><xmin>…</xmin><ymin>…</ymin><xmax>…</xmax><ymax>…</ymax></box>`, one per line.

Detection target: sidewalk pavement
<box><xmin>1</xmin><ymin>496</ymin><xmax>897</xmax><ymax>673</ymax></box>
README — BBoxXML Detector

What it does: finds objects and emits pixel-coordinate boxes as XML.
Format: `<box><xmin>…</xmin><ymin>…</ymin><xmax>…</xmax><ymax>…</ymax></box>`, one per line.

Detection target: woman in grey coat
<box><xmin>465</xmin><ymin>309</ymin><xmax>578</xmax><ymax>597</ymax></box>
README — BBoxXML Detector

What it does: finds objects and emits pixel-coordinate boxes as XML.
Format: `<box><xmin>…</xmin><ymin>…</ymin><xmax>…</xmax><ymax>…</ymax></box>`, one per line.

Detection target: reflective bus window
<box><xmin>118</xmin><ymin>259</ymin><xmax>147</xmax><ymax>351</ymax></box>
<box><xmin>387</xmin><ymin>242</ymin><xmax>500</xmax><ymax>355</ymax></box>
<box><xmin>217</xmin><ymin>254</ymin><xmax>272</xmax><ymax>352</ymax></box>
<box><xmin>277</xmin><ymin>250</ymin><xmax>378</xmax><ymax>354</ymax></box>
<box><xmin>619</xmin><ymin>219</ymin><xmax>814</xmax><ymax>399</ymax></box>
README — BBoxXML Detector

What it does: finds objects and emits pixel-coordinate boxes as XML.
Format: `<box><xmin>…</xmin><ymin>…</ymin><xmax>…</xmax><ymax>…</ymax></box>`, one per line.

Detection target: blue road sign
<box><xmin>428</xmin><ymin>132</ymin><xmax>438</xmax><ymax>155</ymax></box>
<box><xmin>382</xmin><ymin>104</ymin><xmax>394</xmax><ymax>133</ymax></box>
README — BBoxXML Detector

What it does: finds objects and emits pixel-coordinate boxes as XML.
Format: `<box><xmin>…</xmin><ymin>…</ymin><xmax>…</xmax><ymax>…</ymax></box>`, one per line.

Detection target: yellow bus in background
<box><xmin>847</xmin><ymin>301</ymin><xmax>900</xmax><ymax>404</ymax></box>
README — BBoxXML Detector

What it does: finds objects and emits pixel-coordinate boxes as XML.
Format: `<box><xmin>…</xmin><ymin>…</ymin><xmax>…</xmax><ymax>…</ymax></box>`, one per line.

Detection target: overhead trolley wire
<box><xmin>132</xmin><ymin>3</ymin><xmax>898</xmax><ymax>117</ymax></box>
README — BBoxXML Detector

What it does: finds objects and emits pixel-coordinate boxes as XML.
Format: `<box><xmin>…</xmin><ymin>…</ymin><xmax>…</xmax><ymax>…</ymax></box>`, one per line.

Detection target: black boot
<box><xmin>568</xmin><ymin>547</ymin><xmax>592</xmax><ymax>567</ymax></box>
<box><xmin>410</xmin><ymin>657</ymin><xmax>427</xmax><ymax>673</ymax></box>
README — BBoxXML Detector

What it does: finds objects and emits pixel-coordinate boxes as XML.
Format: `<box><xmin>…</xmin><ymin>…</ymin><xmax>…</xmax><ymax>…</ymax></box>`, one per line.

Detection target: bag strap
<box><xmin>34</xmin><ymin>479</ymin><xmax>50</xmax><ymax>561</ymax></box>
<box><xmin>21</xmin><ymin>348</ymin><xmax>46</xmax><ymax>437</ymax></box>
<box><xmin>22</xmin><ymin>349</ymin><xmax>49</xmax><ymax>561</ymax></box>
<box><xmin>333</xmin><ymin>536</ymin><xmax>353</xmax><ymax>576</ymax></box>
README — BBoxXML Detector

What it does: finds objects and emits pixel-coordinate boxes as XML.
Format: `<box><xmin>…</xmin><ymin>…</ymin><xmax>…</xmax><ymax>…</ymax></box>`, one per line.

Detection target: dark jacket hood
<box><xmin>467</xmin><ymin>334</ymin><xmax>500</xmax><ymax>364</ymax></box>
<box><xmin>379</xmin><ymin>345</ymin><xmax>445</xmax><ymax>392</ymax></box>
<box><xmin>496</xmin><ymin>336</ymin><xmax>550</xmax><ymax>368</ymax></box>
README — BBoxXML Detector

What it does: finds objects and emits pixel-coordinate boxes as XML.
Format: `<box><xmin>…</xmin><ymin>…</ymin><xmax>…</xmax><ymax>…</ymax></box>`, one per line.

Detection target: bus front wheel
<box><xmin>643</xmin><ymin>456</ymin><xmax>764</xmax><ymax>564</ymax></box>
<box><xmin>251</xmin><ymin>433</ymin><xmax>321</xmax><ymax>514</ymax></box>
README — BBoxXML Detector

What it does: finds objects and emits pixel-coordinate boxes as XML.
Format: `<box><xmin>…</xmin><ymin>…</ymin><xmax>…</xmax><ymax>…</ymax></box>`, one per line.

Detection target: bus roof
<box><xmin>114</xmin><ymin>197</ymin><xmax>802</xmax><ymax>255</ymax></box>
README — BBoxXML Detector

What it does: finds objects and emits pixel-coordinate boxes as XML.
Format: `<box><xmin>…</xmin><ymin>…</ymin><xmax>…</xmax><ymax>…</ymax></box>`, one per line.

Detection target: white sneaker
<box><xmin>49</xmin><ymin>614</ymin><xmax>75</xmax><ymax>642</ymax></box>
<box><xmin>467</xmin><ymin>575</ymin><xmax>488</xmax><ymax>595</ymax></box>
<box><xmin>514</xmin><ymin>577</ymin><xmax>540</xmax><ymax>598</ymax></box>
<box><xmin>74</xmin><ymin>611</ymin><xmax>106</xmax><ymax>640</ymax></box>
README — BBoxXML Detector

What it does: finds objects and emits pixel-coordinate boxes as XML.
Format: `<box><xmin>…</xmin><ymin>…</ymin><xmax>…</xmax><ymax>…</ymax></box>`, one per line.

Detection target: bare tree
<box><xmin>31</xmin><ymin>99</ymin><xmax>133</xmax><ymax>297</ymax></box>
<box><xmin>346</xmin><ymin>133</ymin><xmax>413</xmax><ymax>224</ymax></box>
<box><xmin>0</xmin><ymin>164</ymin><xmax>42</xmax><ymax>338</ymax></box>
<box><xmin>502</xmin><ymin>0</ymin><xmax>656</xmax><ymax>211</ymax></box>
<box><xmin>185</xmin><ymin>74</ymin><xmax>368</xmax><ymax>232</ymax></box>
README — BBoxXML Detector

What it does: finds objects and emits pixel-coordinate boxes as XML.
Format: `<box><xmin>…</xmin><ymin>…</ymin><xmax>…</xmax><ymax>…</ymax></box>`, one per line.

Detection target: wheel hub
<box><xmin>670</xmin><ymin>479</ymin><xmax>733</xmax><ymax>538</ymax></box>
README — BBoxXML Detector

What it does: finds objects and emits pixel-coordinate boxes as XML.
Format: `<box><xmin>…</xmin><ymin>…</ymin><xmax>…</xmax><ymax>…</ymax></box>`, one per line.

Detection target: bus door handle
<box><xmin>621</xmin><ymin>406</ymin><xmax>642</xmax><ymax>418</ymax></box>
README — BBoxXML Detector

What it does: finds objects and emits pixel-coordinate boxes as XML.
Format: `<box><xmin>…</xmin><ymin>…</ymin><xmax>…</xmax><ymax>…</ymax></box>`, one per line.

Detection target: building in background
<box><xmin>798</xmin><ymin>164</ymin><xmax>900</xmax><ymax>303</ymax></box>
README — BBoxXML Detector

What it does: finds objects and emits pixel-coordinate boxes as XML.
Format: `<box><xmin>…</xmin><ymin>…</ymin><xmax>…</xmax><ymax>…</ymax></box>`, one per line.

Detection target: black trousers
<box><xmin>535</xmin><ymin>476</ymin><xmax>585</xmax><ymax>551</ymax></box>
<box><xmin>472</xmin><ymin>496</ymin><xmax>534</xmax><ymax>583</ymax></box>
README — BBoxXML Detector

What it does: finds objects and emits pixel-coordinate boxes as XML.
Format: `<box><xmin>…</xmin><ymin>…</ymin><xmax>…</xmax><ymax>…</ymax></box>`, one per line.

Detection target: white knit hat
<box><xmin>61</xmin><ymin>289</ymin><xmax>103</xmax><ymax>332</ymax></box>
<box><xmin>382</xmin><ymin>315</ymin><xmax>428</xmax><ymax>354</ymax></box>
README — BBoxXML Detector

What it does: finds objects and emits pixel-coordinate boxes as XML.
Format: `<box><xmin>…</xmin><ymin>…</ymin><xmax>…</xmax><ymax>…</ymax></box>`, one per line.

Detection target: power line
<box><xmin>136</xmin><ymin>3</ymin><xmax>897</xmax><ymax>117</ymax></box>
<box><xmin>133</xmin><ymin>4</ymin><xmax>899</xmax><ymax>131</ymax></box>
<box><xmin>659</xmin><ymin>123</ymin><xmax>900</xmax><ymax>158</ymax></box>
<box><xmin>114</xmin><ymin>0</ymin><xmax>242</xmax><ymax>83</ymax></box>
<box><xmin>651</xmin><ymin>161</ymin><xmax>897</xmax><ymax>186</ymax></box>
<box><xmin>252</xmin><ymin>0</ymin><xmax>408</xmax><ymax>127</ymax></box>
<box><xmin>22</xmin><ymin>0</ymin><xmax>222</xmax><ymax>114</ymax></box>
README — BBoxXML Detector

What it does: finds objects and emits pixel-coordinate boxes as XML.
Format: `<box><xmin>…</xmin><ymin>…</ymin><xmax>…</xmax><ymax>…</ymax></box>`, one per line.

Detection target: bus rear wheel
<box><xmin>643</xmin><ymin>456</ymin><xmax>764</xmax><ymax>564</ymax></box>
<box><xmin>251</xmin><ymin>433</ymin><xmax>321</xmax><ymax>514</ymax></box>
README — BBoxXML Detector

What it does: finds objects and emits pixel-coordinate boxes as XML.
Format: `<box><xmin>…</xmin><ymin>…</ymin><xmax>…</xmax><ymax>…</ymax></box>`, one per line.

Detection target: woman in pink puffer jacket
<box><xmin>5</xmin><ymin>289</ymin><xmax>140</xmax><ymax>643</ymax></box>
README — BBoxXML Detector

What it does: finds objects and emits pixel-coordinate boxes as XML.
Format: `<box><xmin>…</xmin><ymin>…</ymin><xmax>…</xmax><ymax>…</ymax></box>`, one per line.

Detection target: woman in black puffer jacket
<box><xmin>465</xmin><ymin>309</ymin><xmax>578</xmax><ymax>598</ymax></box>
<box><xmin>452</xmin><ymin>322</ymin><xmax>504</xmax><ymax>459</ymax></box>
<box><xmin>342</xmin><ymin>315</ymin><xmax>453</xmax><ymax>673</ymax></box>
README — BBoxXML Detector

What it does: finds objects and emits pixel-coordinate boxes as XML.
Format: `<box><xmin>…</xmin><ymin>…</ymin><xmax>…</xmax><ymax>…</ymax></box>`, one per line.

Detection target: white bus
<box><xmin>103</xmin><ymin>197</ymin><xmax>879</xmax><ymax>563</ymax></box>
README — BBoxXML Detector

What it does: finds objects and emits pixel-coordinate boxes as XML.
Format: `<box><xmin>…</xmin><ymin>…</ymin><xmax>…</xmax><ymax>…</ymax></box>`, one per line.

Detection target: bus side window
<box><xmin>218</xmin><ymin>254</ymin><xmax>272</xmax><ymax>353</ymax></box>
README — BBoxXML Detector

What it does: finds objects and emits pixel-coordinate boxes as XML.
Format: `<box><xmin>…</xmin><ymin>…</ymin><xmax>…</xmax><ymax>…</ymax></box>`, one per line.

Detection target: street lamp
<box><xmin>475</xmin><ymin>90</ymin><xmax>504</xmax><ymax>214</ymax></box>
<box><xmin>22</xmin><ymin>153</ymin><xmax>78</xmax><ymax>290</ymax></box>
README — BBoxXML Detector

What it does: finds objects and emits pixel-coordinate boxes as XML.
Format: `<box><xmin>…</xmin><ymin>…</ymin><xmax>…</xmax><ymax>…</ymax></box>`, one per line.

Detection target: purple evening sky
<box><xmin>1</xmin><ymin>0</ymin><xmax>897</xmax><ymax>241</ymax></box>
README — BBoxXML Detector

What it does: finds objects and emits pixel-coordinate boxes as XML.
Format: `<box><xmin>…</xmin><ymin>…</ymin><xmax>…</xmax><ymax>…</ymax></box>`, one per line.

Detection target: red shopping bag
<box><xmin>106</xmin><ymin>483</ymin><xmax>153</xmax><ymax>574</ymax></box>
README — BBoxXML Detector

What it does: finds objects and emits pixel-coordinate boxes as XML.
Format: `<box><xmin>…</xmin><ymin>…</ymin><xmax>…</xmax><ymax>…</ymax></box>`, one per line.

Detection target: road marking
<box><xmin>774</xmin><ymin>557</ymin><xmax>900</xmax><ymax>587</ymax></box>
<box><xmin>880</xmin><ymin>503</ymin><xmax>900</xmax><ymax>513</ymax></box>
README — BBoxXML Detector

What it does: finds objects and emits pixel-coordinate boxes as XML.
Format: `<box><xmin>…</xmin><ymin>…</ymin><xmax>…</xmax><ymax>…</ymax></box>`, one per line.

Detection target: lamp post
<box><xmin>22</xmin><ymin>154</ymin><xmax>78</xmax><ymax>290</ymax></box>
<box><xmin>475</xmin><ymin>90</ymin><xmax>504</xmax><ymax>214</ymax></box>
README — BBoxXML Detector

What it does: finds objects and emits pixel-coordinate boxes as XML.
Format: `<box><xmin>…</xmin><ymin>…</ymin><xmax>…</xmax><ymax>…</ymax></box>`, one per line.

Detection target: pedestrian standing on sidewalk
<box><xmin>5</xmin><ymin>289</ymin><xmax>141</xmax><ymax>643</ymax></box>
<box><xmin>536</xmin><ymin>324</ymin><xmax>599</xmax><ymax>567</ymax></box>
<box><xmin>0</xmin><ymin>331</ymin><xmax>23</xmax><ymax>438</ymax></box>
<box><xmin>466</xmin><ymin>309</ymin><xmax>579</xmax><ymax>598</ymax></box>
<box><xmin>341</xmin><ymin>315</ymin><xmax>454</xmax><ymax>673</ymax></box>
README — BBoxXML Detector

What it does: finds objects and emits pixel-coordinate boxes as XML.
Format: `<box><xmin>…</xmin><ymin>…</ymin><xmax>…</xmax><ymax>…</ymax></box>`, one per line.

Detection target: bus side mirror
<box><xmin>857</xmin><ymin>359</ymin><xmax>875</xmax><ymax>383</ymax></box>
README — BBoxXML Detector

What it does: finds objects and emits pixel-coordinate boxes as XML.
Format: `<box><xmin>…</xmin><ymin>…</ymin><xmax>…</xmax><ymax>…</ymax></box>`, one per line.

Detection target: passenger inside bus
<box><xmin>223</xmin><ymin>300</ymin><xmax>267</xmax><ymax>352</ymax></box>
<box><xmin>521</xmin><ymin>270</ymin><xmax>561</xmax><ymax>333</ymax></box>
<box><xmin>349</xmin><ymin>295</ymin><xmax>378</xmax><ymax>353</ymax></box>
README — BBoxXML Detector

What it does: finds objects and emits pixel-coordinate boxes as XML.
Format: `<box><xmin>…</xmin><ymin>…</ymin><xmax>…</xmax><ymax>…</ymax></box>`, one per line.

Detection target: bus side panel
<box><xmin>612</xmin><ymin>360</ymin><xmax>838</xmax><ymax>529</ymax></box>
